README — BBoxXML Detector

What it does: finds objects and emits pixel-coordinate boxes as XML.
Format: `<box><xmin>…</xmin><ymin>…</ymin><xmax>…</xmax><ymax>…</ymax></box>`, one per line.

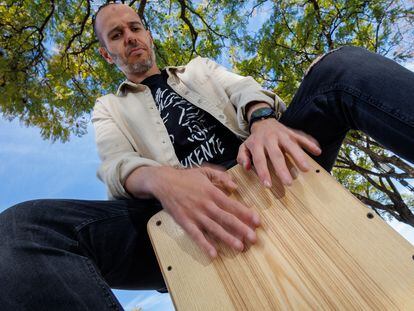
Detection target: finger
<box><xmin>180</xmin><ymin>221</ymin><xmax>218</xmax><ymax>258</ymax></box>
<box><xmin>201</xmin><ymin>162</ymin><xmax>226</xmax><ymax>172</ymax></box>
<box><xmin>291</xmin><ymin>129</ymin><xmax>320</xmax><ymax>147</ymax></box>
<box><xmin>283</xmin><ymin>140</ymin><xmax>311</xmax><ymax>172</ymax></box>
<box><xmin>197</xmin><ymin>213</ymin><xmax>244</xmax><ymax>252</ymax></box>
<box><xmin>204</xmin><ymin>232</ymin><xmax>219</xmax><ymax>252</ymax></box>
<box><xmin>265</xmin><ymin>142</ymin><xmax>293</xmax><ymax>186</ymax></box>
<box><xmin>237</xmin><ymin>143</ymin><xmax>252</xmax><ymax>170</ymax></box>
<box><xmin>249</xmin><ymin>144</ymin><xmax>272</xmax><ymax>187</ymax></box>
<box><xmin>285</xmin><ymin>156</ymin><xmax>299</xmax><ymax>180</ymax></box>
<box><xmin>206</xmin><ymin>200</ymin><xmax>258</xmax><ymax>244</ymax></box>
<box><xmin>292</xmin><ymin>130</ymin><xmax>322</xmax><ymax>156</ymax></box>
<box><xmin>214</xmin><ymin>191</ymin><xmax>261</xmax><ymax>228</ymax></box>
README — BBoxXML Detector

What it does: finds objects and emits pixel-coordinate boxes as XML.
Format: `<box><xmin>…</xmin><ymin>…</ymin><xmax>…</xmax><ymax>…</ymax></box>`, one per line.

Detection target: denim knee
<box><xmin>0</xmin><ymin>199</ymin><xmax>66</xmax><ymax>244</ymax></box>
<box><xmin>306</xmin><ymin>46</ymin><xmax>379</xmax><ymax>84</ymax></box>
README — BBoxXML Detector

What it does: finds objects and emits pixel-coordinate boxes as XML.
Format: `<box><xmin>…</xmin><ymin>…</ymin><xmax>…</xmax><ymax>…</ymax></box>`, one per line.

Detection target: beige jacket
<box><xmin>92</xmin><ymin>57</ymin><xmax>285</xmax><ymax>199</ymax></box>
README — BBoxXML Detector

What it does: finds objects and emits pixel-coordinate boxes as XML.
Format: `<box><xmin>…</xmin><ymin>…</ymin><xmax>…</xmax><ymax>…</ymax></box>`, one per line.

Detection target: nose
<box><xmin>124</xmin><ymin>28</ymin><xmax>136</xmax><ymax>46</ymax></box>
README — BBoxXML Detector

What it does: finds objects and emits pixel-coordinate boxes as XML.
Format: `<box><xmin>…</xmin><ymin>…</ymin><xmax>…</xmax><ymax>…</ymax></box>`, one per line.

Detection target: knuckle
<box><xmin>236</xmin><ymin>156</ymin><xmax>243</xmax><ymax>165</ymax></box>
<box><xmin>245</xmin><ymin>139</ymin><xmax>257</xmax><ymax>150</ymax></box>
<box><xmin>205</xmin><ymin>185</ymin><xmax>218</xmax><ymax>198</ymax></box>
<box><xmin>204</xmin><ymin>202</ymin><xmax>218</xmax><ymax>215</ymax></box>
<box><xmin>269</xmin><ymin>148</ymin><xmax>284</xmax><ymax>160</ymax></box>
<box><xmin>253</xmin><ymin>156</ymin><xmax>265</xmax><ymax>166</ymax></box>
<box><xmin>279</xmin><ymin>135</ymin><xmax>293</xmax><ymax>146</ymax></box>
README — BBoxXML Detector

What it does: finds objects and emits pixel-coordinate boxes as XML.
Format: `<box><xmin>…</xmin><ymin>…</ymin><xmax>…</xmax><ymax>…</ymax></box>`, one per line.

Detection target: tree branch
<box><xmin>177</xmin><ymin>0</ymin><xmax>198</xmax><ymax>57</ymax></box>
<box><xmin>64</xmin><ymin>0</ymin><xmax>91</xmax><ymax>54</ymax></box>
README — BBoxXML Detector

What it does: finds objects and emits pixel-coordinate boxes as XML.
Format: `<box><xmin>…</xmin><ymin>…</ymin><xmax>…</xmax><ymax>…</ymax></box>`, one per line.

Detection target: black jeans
<box><xmin>0</xmin><ymin>46</ymin><xmax>413</xmax><ymax>310</ymax></box>
<box><xmin>280</xmin><ymin>46</ymin><xmax>414</xmax><ymax>169</ymax></box>
<box><xmin>0</xmin><ymin>199</ymin><xmax>165</xmax><ymax>310</ymax></box>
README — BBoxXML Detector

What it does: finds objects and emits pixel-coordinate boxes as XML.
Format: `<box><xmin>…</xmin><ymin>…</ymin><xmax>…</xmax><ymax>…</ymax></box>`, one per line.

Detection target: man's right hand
<box><xmin>125</xmin><ymin>166</ymin><xmax>261</xmax><ymax>258</ymax></box>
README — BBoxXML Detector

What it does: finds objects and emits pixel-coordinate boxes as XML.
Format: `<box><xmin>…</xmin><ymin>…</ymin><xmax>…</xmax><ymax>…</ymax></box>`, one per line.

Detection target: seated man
<box><xmin>0</xmin><ymin>2</ymin><xmax>412</xmax><ymax>310</ymax></box>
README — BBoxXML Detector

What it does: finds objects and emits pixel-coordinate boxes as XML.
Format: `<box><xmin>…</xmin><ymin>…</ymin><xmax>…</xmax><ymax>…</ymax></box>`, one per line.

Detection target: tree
<box><xmin>1</xmin><ymin>0</ymin><xmax>413</xmax><ymax>226</ymax></box>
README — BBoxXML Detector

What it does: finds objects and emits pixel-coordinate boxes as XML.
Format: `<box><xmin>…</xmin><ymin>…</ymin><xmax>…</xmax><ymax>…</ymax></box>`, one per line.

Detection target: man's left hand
<box><xmin>237</xmin><ymin>118</ymin><xmax>321</xmax><ymax>187</ymax></box>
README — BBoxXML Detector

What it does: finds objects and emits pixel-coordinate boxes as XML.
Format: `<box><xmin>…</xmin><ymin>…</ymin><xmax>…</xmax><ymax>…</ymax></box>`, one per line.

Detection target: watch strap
<box><xmin>248</xmin><ymin>107</ymin><xmax>280</xmax><ymax>132</ymax></box>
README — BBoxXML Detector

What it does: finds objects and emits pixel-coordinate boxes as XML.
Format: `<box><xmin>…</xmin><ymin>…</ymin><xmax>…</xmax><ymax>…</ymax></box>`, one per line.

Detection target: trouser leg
<box><xmin>0</xmin><ymin>198</ymin><xmax>164</xmax><ymax>310</ymax></box>
<box><xmin>280</xmin><ymin>46</ymin><xmax>414</xmax><ymax>171</ymax></box>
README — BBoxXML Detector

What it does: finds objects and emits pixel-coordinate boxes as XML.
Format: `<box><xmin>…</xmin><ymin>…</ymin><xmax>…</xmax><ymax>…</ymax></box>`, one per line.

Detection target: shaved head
<box><xmin>93</xmin><ymin>3</ymin><xmax>143</xmax><ymax>47</ymax></box>
<box><xmin>93</xmin><ymin>2</ymin><xmax>159</xmax><ymax>82</ymax></box>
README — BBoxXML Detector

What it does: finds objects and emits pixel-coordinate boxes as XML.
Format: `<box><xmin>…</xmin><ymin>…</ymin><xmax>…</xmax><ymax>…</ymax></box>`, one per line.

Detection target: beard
<box><xmin>109</xmin><ymin>45</ymin><xmax>155</xmax><ymax>75</ymax></box>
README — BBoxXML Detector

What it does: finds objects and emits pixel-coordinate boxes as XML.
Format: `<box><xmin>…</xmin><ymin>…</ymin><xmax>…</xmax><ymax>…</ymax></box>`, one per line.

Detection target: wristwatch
<box><xmin>248</xmin><ymin>107</ymin><xmax>280</xmax><ymax>132</ymax></box>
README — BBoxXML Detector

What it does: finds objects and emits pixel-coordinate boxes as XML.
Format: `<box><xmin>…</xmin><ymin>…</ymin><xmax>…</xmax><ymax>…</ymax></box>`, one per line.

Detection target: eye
<box><xmin>131</xmin><ymin>27</ymin><xmax>140</xmax><ymax>32</ymax></box>
<box><xmin>111</xmin><ymin>33</ymin><xmax>121</xmax><ymax>40</ymax></box>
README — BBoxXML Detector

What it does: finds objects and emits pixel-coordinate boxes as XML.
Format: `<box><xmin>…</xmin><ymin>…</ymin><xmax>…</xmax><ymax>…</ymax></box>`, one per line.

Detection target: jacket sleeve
<box><xmin>203</xmin><ymin>57</ymin><xmax>286</xmax><ymax>132</ymax></box>
<box><xmin>92</xmin><ymin>98</ymin><xmax>161</xmax><ymax>199</ymax></box>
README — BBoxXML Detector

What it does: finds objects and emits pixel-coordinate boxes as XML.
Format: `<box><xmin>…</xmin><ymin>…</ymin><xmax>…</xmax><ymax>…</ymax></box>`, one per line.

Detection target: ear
<box><xmin>99</xmin><ymin>47</ymin><xmax>114</xmax><ymax>64</ymax></box>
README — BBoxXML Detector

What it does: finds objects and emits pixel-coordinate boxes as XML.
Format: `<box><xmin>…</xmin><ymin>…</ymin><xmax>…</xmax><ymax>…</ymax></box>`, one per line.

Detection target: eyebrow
<box><xmin>107</xmin><ymin>21</ymin><xmax>144</xmax><ymax>38</ymax></box>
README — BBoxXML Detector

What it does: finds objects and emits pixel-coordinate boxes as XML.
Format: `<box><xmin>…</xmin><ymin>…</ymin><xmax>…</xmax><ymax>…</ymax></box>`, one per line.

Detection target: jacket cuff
<box><xmin>237</xmin><ymin>90</ymin><xmax>286</xmax><ymax>133</ymax></box>
<box><xmin>98</xmin><ymin>157</ymin><xmax>161</xmax><ymax>199</ymax></box>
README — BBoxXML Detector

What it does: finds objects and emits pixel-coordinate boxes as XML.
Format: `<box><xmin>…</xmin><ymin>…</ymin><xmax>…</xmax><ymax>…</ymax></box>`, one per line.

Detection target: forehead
<box><xmin>96</xmin><ymin>4</ymin><xmax>142</xmax><ymax>34</ymax></box>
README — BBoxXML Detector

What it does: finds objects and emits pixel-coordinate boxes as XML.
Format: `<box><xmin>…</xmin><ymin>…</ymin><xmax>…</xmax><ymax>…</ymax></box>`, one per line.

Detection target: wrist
<box><xmin>246</xmin><ymin>102</ymin><xmax>271</xmax><ymax>122</ymax></box>
<box><xmin>249</xmin><ymin>117</ymin><xmax>278</xmax><ymax>133</ymax></box>
<box><xmin>125</xmin><ymin>166</ymin><xmax>170</xmax><ymax>199</ymax></box>
<box><xmin>146</xmin><ymin>166</ymin><xmax>176</xmax><ymax>199</ymax></box>
<box><xmin>248</xmin><ymin>107</ymin><xmax>280</xmax><ymax>133</ymax></box>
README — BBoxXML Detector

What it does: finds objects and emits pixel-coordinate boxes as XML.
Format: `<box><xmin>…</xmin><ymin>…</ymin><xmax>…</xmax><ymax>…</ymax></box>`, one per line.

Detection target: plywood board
<box><xmin>147</xmin><ymin>158</ymin><xmax>414</xmax><ymax>310</ymax></box>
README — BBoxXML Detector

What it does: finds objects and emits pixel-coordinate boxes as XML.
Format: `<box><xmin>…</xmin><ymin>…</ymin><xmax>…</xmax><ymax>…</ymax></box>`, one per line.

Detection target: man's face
<box><xmin>95</xmin><ymin>4</ymin><xmax>156</xmax><ymax>76</ymax></box>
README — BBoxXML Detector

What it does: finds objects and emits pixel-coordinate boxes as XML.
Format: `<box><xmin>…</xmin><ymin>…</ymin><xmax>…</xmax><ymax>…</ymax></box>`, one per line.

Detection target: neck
<box><xmin>126</xmin><ymin>66</ymin><xmax>161</xmax><ymax>84</ymax></box>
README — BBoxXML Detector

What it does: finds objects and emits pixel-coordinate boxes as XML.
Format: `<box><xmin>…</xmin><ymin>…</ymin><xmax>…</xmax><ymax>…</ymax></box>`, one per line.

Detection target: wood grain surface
<box><xmin>147</xmin><ymin>158</ymin><xmax>414</xmax><ymax>310</ymax></box>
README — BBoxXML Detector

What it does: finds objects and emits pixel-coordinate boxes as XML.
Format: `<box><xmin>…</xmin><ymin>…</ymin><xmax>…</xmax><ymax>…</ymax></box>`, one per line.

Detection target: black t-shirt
<box><xmin>141</xmin><ymin>70</ymin><xmax>241</xmax><ymax>169</ymax></box>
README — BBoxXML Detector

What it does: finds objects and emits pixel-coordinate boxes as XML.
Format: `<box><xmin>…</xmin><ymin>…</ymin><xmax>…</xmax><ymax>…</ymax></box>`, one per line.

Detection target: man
<box><xmin>0</xmin><ymin>2</ymin><xmax>412</xmax><ymax>310</ymax></box>
<box><xmin>92</xmin><ymin>2</ymin><xmax>323</xmax><ymax>259</ymax></box>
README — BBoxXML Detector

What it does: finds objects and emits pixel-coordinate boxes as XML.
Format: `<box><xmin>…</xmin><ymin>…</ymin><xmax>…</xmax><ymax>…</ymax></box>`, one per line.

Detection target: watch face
<box><xmin>252</xmin><ymin>107</ymin><xmax>275</xmax><ymax>118</ymax></box>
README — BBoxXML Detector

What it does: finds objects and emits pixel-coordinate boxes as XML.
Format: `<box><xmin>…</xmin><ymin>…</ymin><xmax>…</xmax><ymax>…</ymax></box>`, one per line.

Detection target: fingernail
<box><xmin>235</xmin><ymin>240</ymin><xmax>244</xmax><ymax>250</ymax></box>
<box><xmin>209</xmin><ymin>249</ymin><xmax>217</xmax><ymax>258</ymax></box>
<box><xmin>290</xmin><ymin>167</ymin><xmax>299</xmax><ymax>179</ymax></box>
<box><xmin>253</xmin><ymin>214</ymin><xmax>261</xmax><ymax>226</ymax></box>
<box><xmin>247</xmin><ymin>230</ymin><xmax>256</xmax><ymax>243</ymax></box>
<box><xmin>264</xmin><ymin>180</ymin><xmax>271</xmax><ymax>188</ymax></box>
<box><xmin>303</xmin><ymin>161</ymin><xmax>310</xmax><ymax>170</ymax></box>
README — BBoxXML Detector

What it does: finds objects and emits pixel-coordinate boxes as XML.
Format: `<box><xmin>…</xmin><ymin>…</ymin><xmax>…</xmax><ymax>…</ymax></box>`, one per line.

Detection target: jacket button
<box><xmin>219</xmin><ymin>114</ymin><xmax>225</xmax><ymax>119</ymax></box>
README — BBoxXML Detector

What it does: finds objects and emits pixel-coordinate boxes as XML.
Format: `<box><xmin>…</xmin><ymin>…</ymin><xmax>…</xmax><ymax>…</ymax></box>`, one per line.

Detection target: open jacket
<box><xmin>92</xmin><ymin>57</ymin><xmax>285</xmax><ymax>199</ymax></box>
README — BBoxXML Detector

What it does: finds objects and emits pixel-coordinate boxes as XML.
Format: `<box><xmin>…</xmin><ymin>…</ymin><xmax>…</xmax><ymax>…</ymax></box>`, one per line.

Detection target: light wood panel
<box><xmin>147</xmin><ymin>158</ymin><xmax>414</xmax><ymax>310</ymax></box>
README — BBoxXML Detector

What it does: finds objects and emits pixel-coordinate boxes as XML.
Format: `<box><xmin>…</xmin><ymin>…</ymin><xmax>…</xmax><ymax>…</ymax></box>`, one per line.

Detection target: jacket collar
<box><xmin>116</xmin><ymin>65</ymin><xmax>186</xmax><ymax>96</ymax></box>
